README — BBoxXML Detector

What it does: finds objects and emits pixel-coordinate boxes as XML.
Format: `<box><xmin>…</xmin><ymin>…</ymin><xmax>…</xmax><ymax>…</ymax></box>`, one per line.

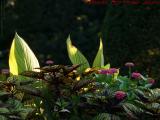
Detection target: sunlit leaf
<box><xmin>66</xmin><ymin>35</ymin><xmax>90</xmax><ymax>72</ymax></box>
<box><xmin>93</xmin><ymin>38</ymin><xmax>104</xmax><ymax>68</ymax></box>
<box><xmin>113</xmin><ymin>69</ymin><xmax>119</xmax><ymax>79</ymax></box>
<box><xmin>73</xmin><ymin>79</ymin><xmax>94</xmax><ymax>91</ymax></box>
<box><xmin>102</xmin><ymin>63</ymin><xmax>110</xmax><ymax>69</ymax></box>
<box><xmin>9</xmin><ymin>33</ymin><xmax>40</xmax><ymax>75</ymax></box>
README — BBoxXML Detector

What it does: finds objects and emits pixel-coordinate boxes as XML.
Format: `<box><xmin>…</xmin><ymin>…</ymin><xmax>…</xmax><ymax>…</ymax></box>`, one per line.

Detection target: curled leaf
<box><xmin>9</xmin><ymin>33</ymin><xmax>40</xmax><ymax>75</ymax></box>
<box><xmin>66</xmin><ymin>36</ymin><xmax>90</xmax><ymax>72</ymax></box>
<box><xmin>93</xmin><ymin>38</ymin><xmax>104</xmax><ymax>68</ymax></box>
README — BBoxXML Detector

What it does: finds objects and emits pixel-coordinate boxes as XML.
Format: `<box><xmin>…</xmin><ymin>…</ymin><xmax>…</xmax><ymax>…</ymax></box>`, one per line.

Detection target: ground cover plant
<box><xmin>0</xmin><ymin>33</ymin><xmax>159</xmax><ymax>120</ymax></box>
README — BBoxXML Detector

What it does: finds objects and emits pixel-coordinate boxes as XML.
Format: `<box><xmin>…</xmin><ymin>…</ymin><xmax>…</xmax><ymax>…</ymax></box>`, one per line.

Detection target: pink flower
<box><xmin>109</xmin><ymin>68</ymin><xmax>118</xmax><ymax>74</ymax></box>
<box><xmin>125</xmin><ymin>62</ymin><xmax>134</xmax><ymax>67</ymax></box>
<box><xmin>98</xmin><ymin>69</ymin><xmax>108</xmax><ymax>74</ymax></box>
<box><xmin>46</xmin><ymin>60</ymin><xmax>54</xmax><ymax>65</ymax></box>
<box><xmin>99</xmin><ymin>68</ymin><xmax>118</xmax><ymax>75</ymax></box>
<box><xmin>131</xmin><ymin>72</ymin><xmax>141</xmax><ymax>79</ymax></box>
<box><xmin>1</xmin><ymin>69</ymin><xmax>9</xmax><ymax>74</ymax></box>
<box><xmin>115</xmin><ymin>91</ymin><xmax>126</xmax><ymax>100</ymax></box>
<box><xmin>148</xmin><ymin>79</ymin><xmax>155</xmax><ymax>84</ymax></box>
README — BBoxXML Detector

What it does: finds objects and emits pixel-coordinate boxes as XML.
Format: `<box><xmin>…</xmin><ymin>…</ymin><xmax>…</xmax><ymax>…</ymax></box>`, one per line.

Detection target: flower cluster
<box><xmin>98</xmin><ymin>68</ymin><xmax>118</xmax><ymax>75</ymax></box>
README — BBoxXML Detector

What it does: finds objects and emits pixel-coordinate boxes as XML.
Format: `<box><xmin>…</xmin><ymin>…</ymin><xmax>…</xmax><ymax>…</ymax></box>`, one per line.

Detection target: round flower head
<box><xmin>115</xmin><ymin>91</ymin><xmax>126</xmax><ymax>100</ymax></box>
<box><xmin>131</xmin><ymin>72</ymin><xmax>141</xmax><ymax>79</ymax></box>
<box><xmin>1</xmin><ymin>69</ymin><xmax>9</xmax><ymax>74</ymax></box>
<box><xmin>46</xmin><ymin>60</ymin><xmax>54</xmax><ymax>65</ymax></box>
<box><xmin>125</xmin><ymin>62</ymin><xmax>134</xmax><ymax>67</ymax></box>
<box><xmin>148</xmin><ymin>78</ymin><xmax>155</xmax><ymax>84</ymax></box>
<box><xmin>109</xmin><ymin>68</ymin><xmax>118</xmax><ymax>74</ymax></box>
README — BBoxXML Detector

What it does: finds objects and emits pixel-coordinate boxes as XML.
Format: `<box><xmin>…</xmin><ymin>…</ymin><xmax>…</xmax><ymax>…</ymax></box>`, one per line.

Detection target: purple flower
<box><xmin>1</xmin><ymin>69</ymin><xmax>9</xmax><ymax>74</ymax></box>
<box><xmin>98</xmin><ymin>69</ymin><xmax>108</xmax><ymax>74</ymax></box>
<box><xmin>109</xmin><ymin>68</ymin><xmax>118</xmax><ymax>74</ymax></box>
<box><xmin>131</xmin><ymin>72</ymin><xmax>141</xmax><ymax>79</ymax></box>
<box><xmin>115</xmin><ymin>91</ymin><xmax>126</xmax><ymax>100</ymax></box>
<box><xmin>46</xmin><ymin>60</ymin><xmax>54</xmax><ymax>65</ymax></box>
<box><xmin>148</xmin><ymin>79</ymin><xmax>155</xmax><ymax>84</ymax></box>
<box><xmin>99</xmin><ymin>68</ymin><xmax>118</xmax><ymax>75</ymax></box>
<box><xmin>125</xmin><ymin>62</ymin><xmax>134</xmax><ymax>67</ymax></box>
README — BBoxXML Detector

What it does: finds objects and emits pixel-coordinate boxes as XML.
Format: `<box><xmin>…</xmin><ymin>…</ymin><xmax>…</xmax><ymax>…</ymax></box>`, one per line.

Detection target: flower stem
<box><xmin>129</xmin><ymin>67</ymin><xmax>131</xmax><ymax>79</ymax></box>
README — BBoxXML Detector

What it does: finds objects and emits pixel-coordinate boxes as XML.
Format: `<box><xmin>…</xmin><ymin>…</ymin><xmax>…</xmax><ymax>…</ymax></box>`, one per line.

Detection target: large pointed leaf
<box><xmin>9</xmin><ymin>33</ymin><xmax>40</xmax><ymax>75</ymax></box>
<box><xmin>66</xmin><ymin>36</ymin><xmax>90</xmax><ymax>72</ymax></box>
<box><xmin>93</xmin><ymin>38</ymin><xmax>104</xmax><ymax>68</ymax></box>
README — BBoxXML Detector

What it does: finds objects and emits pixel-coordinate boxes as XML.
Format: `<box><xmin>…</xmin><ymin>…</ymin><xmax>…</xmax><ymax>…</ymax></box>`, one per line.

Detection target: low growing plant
<box><xmin>0</xmin><ymin>33</ymin><xmax>159</xmax><ymax>120</ymax></box>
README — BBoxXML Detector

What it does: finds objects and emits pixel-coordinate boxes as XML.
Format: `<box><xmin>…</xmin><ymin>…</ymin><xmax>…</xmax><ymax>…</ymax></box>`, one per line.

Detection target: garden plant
<box><xmin>0</xmin><ymin>33</ymin><xmax>159</xmax><ymax>120</ymax></box>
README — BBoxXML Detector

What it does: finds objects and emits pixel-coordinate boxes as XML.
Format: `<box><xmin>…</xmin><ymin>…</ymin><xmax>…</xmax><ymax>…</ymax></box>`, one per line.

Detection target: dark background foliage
<box><xmin>0</xmin><ymin>0</ymin><xmax>160</xmax><ymax>84</ymax></box>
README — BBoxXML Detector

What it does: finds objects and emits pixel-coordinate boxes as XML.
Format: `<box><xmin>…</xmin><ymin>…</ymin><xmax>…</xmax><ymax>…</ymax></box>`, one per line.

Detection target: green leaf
<box><xmin>102</xmin><ymin>63</ymin><xmax>110</xmax><ymax>69</ymax></box>
<box><xmin>0</xmin><ymin>115</ymin><xmax>7</xmax><ymax>120</ymax></box>
<box><xmin>7</xmin><ymin>99</ymin><xmax>33</xmax><ymax>119</ymax></box>
<box><xmin>0</xmin><ymin>108</ymin><xmax>9</xmax><ymax>114</ymax></box>
<box><xmin>119</xmin><ymin>81</ymin><xmax>129</xmax><ymax>91</ymax></box>
<box><xmin>122</xmin><ymin>103</ymin><xmax>140</xmax><ymax>119</ymax></box>
<box><xmin>9</xmin><ymin>33</ymin><xmax>40</xmax><ymax>75</ymax></box>
<box><xmin>93</xmin><ymin>113</ymin><xmax>111</xmax><ymax>120</ymax></box>
<box><xmin>117</xmin><ymin>76</ymin><xmax>130</xmax><ymax>91</ymax></box>
<box><xmin>95</xmin><ymin>74</ymin><xmax>112</xmax><ymax>84</ymax></box>
<box><xmin>93</xmin><ymin>113</ymin><xmax>120</xmax><ymax>120</ymax></box>
<box><xmin>113</xmin><ymin>69</ymin><xmax>119</xmax><ymax>79</ymax></box>
<box><xmin>66</xmin><ymin>36</ymin><xmax>90</xmax><ymax>72</ymax></box>
<box><xmin>93</xmin><ymin>38</ymin><xmax>104</xmax><ymax>68</ymax></box>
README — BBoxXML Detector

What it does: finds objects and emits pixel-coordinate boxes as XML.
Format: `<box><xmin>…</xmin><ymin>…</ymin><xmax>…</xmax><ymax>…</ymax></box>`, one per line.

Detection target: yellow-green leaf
<box><xmin>66</xmin><ymin>36</ymin><xmax>90</xmax><ymax>72</ymax></box>
<box><xmin>93</xmin><ymin>38</ymin><xmax>104</xmax><ymax>68</ymax></box>
<box><xmin>102</xmin><ymin>63</ymin><xmax>110</xmax><ymax>69</ymax></box>
<box><xmin>114</xmin><ymin>69</ymin><xmax>119</xmax><ymax>79</ymax></box>
<box><xmin>9</xmin><ymin>33</ymin><xmax>40</xmax><ymax>75</ymax></box>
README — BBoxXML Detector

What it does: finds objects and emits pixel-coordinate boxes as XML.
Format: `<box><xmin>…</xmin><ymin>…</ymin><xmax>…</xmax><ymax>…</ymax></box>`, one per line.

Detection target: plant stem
<box><xmin>129</xmin><ymin>67</ymin><xmax>131</xmax><ymax>79</ymax></box>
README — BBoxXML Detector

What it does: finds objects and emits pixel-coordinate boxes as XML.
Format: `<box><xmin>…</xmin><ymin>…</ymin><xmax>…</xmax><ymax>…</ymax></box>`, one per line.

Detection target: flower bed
<box><xmin>0</xmin><ymin>33</ymin><xmax>159</xmax><ymax>120</ymax></box>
